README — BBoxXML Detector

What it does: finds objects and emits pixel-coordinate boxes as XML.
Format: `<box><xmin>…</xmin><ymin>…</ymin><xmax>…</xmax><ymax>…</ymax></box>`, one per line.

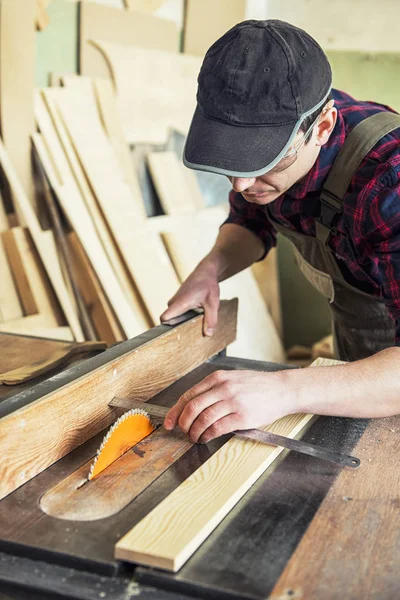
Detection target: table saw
<box><xmin>0</xmin><ymin>299</ymin><xmax>398</xmax><ymax>600</ymax></box>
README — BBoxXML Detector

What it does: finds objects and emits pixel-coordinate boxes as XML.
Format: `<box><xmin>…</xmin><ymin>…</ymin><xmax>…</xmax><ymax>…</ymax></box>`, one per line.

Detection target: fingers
<box><xmin>187</xmin><ymin>401</ymin><xmax>232</xmax><ymax>443</ymax></box>
<box><xmin>160</xmin><ymin>296</ymin><xmax>198</xmax><ymax>323</ymax></box>
<box><xmin>164</xmin><ymin>370</ymin><xmax>229</xmax><ymax>431</ymax></box>
<box><xmin>198</xmin><ymin>413</ymin><xmax>242</xmax><ymax>444</ymax></box>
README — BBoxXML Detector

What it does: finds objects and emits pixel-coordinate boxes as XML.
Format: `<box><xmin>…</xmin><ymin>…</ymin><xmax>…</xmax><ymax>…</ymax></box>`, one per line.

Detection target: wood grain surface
<box><xmin>0</xmin><ymin>334</ymin><xmax>73</xmax><ymax>373</ymax></box>
<box><xmin>0</xmin><ymin>299</ymin><xmax>237</xmax><ymax>501</ymax></box>
<box><xmin>270</xmin><ymin>414</ymin><xmax>400</xmax><ymax>600</ymax></box>
<box><xmin>40</xmin><ymin>426</ymin><xmax>193</xmax><ymax>521</ymax></box>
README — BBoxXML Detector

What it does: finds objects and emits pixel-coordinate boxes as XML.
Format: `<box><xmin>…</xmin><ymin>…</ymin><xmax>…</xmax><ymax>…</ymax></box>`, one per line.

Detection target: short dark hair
<box><xmin>300</xmin><ymin>93</ymin><xmax>333</xmax><ymax>142</ymax></box>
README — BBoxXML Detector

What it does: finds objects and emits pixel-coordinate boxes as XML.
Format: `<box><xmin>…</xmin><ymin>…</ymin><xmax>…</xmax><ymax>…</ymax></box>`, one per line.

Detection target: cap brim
<box><xmin>183</xmin><ymin>105</ymin><xmax>299</xmax><ymax>178</ymax></box>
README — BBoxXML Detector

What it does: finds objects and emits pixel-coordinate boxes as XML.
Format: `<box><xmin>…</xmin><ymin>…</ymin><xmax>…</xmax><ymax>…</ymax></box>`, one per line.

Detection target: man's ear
<box><xmin>316</xmin><ymin>107</ymin><xmax>337</xmax><ymax>147</ymax></box>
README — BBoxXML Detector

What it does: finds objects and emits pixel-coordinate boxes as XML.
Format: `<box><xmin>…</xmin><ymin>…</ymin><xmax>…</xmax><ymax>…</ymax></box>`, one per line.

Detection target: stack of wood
<box><xmin>0</xmin><ymin>72</ymin><xmax>284</xmax><ymax>362</ymax></box>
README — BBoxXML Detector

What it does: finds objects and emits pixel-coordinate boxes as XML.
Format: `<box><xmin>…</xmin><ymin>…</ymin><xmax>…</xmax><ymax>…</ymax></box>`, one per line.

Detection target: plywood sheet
<box><xmin>0</xmin><ymin>314</ymin><xmax>72</xmax><ymax>341</ymax></box>
<box><xmin>0</xmin><ymin>139</ymin><xmax>84</xmax><ymax>340</ymax></box>
<box><xmin>183</xmin><ymin>0</ymin><xmax>246</xmax><ymax>56</ymax></box>
<box><xmin>147</xmin><ymin>151</ymin><xmax>205</xmax><ymax>214</ymax></box>
<box><xmin>0</xmin><ymin>0</ymin><xmax>36</xmax><ymax>220</ymax></box>
<box><xmin>91</xmin><ymin>40</ymin><xmax>202</xmax><ymax>143</ymax></box>
<box><xmin>80</xmin><ymin>1</ymin><xmax>179</xmax><ymax>79</ymax></box>
<box><xmin>0</xmin><ymin>236</ymin><xmax>23</xmax><ymax>322</ymax></box>
<box><xmin>158</xmin><ymin>209</ymin><xmax>284</xmax><ymax>362</ymax></box>
<box><xmin>40</xmin><ymin>88</ymin><xmax>148</xmax><ymax>324</ymax></box>
<box><xmin>34</xmin><ymin>92</ymin><xmax>149</xmax><ymax>337</ymax></box>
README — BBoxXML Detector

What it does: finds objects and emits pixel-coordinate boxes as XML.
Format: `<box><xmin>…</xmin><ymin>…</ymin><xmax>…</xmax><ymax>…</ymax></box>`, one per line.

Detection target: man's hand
<box><xmin>160</xmin><ymin>261</ymin><xmax>220</xmax><ymax>336</ymax></box>
<box><xmin>163</xmin><ymin>369</ymin><xmax>293</xmax><ymax>443</ymax></box>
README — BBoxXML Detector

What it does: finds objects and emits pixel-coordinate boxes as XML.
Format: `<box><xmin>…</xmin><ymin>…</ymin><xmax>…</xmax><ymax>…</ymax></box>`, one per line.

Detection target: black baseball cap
<box><xmin>183</xmin><ymin>20</ymin><xmax>332</xmax><ymax>178</ymax></box>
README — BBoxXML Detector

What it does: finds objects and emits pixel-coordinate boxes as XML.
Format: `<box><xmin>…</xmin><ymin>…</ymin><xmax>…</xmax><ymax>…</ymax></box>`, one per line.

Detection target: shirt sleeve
<box><xmin>222</xmin><ymin>190</ymin><xmax>277</xmax><ymax>259</ymax></box>
<box><xmin>364</xmin><ymin>178</ymin><xmax>400</xmax><ymax>346</ymax></box>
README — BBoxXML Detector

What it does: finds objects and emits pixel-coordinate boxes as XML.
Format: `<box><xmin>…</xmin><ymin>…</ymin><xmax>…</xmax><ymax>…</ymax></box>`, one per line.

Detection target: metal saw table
<box><xmin>0</xmin><ymin>300</ymin><xmax>398</xmax><ymax>600</ymax></box>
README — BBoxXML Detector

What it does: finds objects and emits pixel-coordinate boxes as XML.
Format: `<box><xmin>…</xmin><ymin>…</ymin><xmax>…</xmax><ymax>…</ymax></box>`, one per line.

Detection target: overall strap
<box><xmin>316</xmin><ymin>111</ymin><xmax>400</xmax><ymax>245</ymax></box>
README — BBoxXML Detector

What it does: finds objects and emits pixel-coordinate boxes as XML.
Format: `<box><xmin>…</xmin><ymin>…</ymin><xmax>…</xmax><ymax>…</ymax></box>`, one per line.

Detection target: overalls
<box><xmin>267</xmin><ymin>112</ymin><xmax>400</xmax><ymax>362</ymax></box>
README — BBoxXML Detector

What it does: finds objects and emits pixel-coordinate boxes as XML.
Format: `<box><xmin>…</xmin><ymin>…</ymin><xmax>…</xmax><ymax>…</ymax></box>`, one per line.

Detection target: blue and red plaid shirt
<box><xmin>225</xmin><ymin>88</ymin><xmax>400</xmax><ymax>343</ymax></box>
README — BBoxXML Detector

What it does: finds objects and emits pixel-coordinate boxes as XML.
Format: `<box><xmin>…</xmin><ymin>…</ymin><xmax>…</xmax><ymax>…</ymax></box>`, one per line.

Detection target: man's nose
<box><xmin>231</xmin><ymin>177</ymin><xmax>256</xmax><ymax>193</ymax></box>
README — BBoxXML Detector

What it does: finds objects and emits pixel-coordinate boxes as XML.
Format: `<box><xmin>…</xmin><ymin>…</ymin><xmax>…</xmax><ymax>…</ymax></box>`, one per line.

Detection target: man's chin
<box><xmin>242</xmin><ymin>191</ymin><xmax>279</xmax><ymax>204</ymax></box>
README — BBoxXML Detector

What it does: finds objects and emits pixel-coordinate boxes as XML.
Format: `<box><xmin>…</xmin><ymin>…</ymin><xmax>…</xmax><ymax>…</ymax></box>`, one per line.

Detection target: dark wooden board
<box><xmin>270</xmin><ymin>414</ymin><xmax>400</xmax><ymax>600</ymax></box>
<box><xmin>0</xmin><ymin>332</ymin><xmax>72</xmax><ymax>373</ymax></box>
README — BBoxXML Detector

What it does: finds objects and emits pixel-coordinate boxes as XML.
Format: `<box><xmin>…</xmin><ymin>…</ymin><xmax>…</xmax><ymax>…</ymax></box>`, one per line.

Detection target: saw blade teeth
<box><xmin>87</xmin><ymin>408</ymin><xmax>154</xmax><ymax>481</ymax></box>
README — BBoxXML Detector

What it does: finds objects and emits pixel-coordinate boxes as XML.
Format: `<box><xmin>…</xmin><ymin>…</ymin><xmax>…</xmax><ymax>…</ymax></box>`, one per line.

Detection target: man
<box><xmin>160</xmin><ymin>20</ymin><xmax>400</xmax><ymax>444</ymax></box>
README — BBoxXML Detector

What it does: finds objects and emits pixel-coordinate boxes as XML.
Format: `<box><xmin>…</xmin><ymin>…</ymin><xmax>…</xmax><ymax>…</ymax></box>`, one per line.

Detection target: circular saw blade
<box><xmin>88</xmin><ymin>408</ymin><xmax>156</xmax><ymax>480</ymax></box>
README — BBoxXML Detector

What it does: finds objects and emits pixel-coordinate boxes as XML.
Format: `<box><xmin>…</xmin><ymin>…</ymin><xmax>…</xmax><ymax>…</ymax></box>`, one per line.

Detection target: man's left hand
<box><xmin>163</xmin><ymin>370</ymin><xmax>294</xmax><ymax>443</ymax></box>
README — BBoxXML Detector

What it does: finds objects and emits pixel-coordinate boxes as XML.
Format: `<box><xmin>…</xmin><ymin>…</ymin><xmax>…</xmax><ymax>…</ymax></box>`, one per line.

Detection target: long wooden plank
<box><xmin>0</xmin><ymin>190</ymin><xmax>8</xmax><ymax>232</ymax></box>
<box><xmin>0</xmin><ymin>138</ymin><xmax>84</xmax><ymax>341</ymax></box>
<box><xmin>115</xmin><ymin>364</ymin><xmax>328</xmax><ymax>571</ymax></box>
<box><xmin>0</xmin><ymin>299</ymin><xmax>237</xmax><ymax>501</ymax></box>
<box><xmin>0</xmin><ymin>0</ymin><xmax>36</xmax><ymax>221</ymax></box>
<box><xmin>67</xmin><ymin>232</ymin><xmax>124</xmax><ymax>345</ymax></box>
<box><xmin>0</xmin><ymin>237</ymin><xmax>24</xmax><ymax>322</ymax></box>
<box><xmin>2</xmin><ymin>229</ymin><xmax>38</xmax><ymax>317</ymax></box>
<box><xmin>270</xmin><ymin>414</ymin><xmax>400</xmax><ymax>600</ymax></box>
<box><xmin>80</xmin><ymin>1</ymin><xmax>179</xmax><ymax>79</ymax></box>
<box><xmin>93</xmin><ymin>77</ymin><xmax>147</xmax><ymax>217</ymax></box>
<box><xmin>159</xmin><ymin>209</ymin><xmax>284</xmax><ymax>362</ymax></box>
<box><xmin>147</xmin><ymin>151</ymin><xmax>205</xmax><ymax>214</ymax></box>
<box><xmin>3</xmin><ymin>227</ymin><xmax>61</xmax><ymax>327</ymax></box>
<box><xmin>0</xmin><ymin>316</ymin><xmax>73</xmax><ymax>341</ymax></box>
<box><xmin>34</xmin><ymin>95</ymin><xmax>149</xmax><ymax>336</ymax></box>
<box><xmin>183</xmin><ymin>0</ymin><xmax>246</xmax><ymax>56</ymax></box>
<box><xmin>40</xmin><ymin>88</ymin><xmax>149</xmax><ymax>326</ymax></box>
<box><xmin>91</xmin><ymin>40</ymin><xmax>202</xmax><ymax>144</ymax></box>
<box><xmin>251</xmin><ymin>248</ymin><xmax>282</xmax><ymax>338</ymax></box>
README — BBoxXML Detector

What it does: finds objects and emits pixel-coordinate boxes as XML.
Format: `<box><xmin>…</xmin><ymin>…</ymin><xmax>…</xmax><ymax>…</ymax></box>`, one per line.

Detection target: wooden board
<box><xmin>34</xmin><ymin>93</ymin><xmax>149</xmax><ymax>337</ymax></box>
<box><xmin>158</xmin><ymin>209</ymin><xmax>284</xmax><ymax>362</ymax></box>
<box><xmin>252</xmin><ymin>248</ymin><xmax>283</xmax><ymax>338</ymax></box>
<box><xmin>80</xmin><ymin>1</ymin><xmax>179</xmax><ymax>79</ymax></box>
<box><xmin>0</xmin><ymin>333</ymin><xmax>76</xmax><ymax>373</ymax></box>
<box><xmin>68</xmin><ymin>232</ymin><xmax>124</xmax><ymax>345</ymax></box>
<box><xmin>35</xmin><ymin>0</ymin><xmax>50</xmax><ymax>30</ymax></box>
<box><xmin>3</xmin><ymin>227</ymin><xmax>61</xmax><ymax>327</ymax></box>
<box><xmin>91</xmin><ymin>40</ymin><xmax>202</xmax><ymax>144</ymax></box>
<box><xmin>0</xmin><ymin>314</ymin><xmax>73</xmax><ymax>340</ymax></box>
<box><xmin>0</xmin><ymin>237</ymin><xmax>23</xmax><ymax>322</ymax></box>
<box><xmin>0</xmin><ymin>0</ymin><xmax>36</xmax><ymax>223</ymax></box>
<box><xmin>147</xmin><ymin>151</ymin><xmax>205</xmax><ymax>214</ymax></box>
<box><xmin>0</xmin><ymin>191</ymin><xmax>8</xmax><ymax>232</ymax></box>
<box><xmin>1</xmin><ymin>229</ymin><xmax>38</xmax><ymax>316</ymax></box>
<box><xmin>183</xmin><ymin>0</ymin><xmax>246</xmax><ymax>56</ymax></box>
<box><xmin>0</xmin><ymin>139</ymin><xmax>84</xmax><ymax>341</ymax></box>
<box><xmin>40</xmin><ymin>89</ymin><xmax>149</xmax><ymax>327</ymax></box>
<box><xmin>0</xmin><ymin>299</ymin><xmax>237</xmax><ymax>501</ymax></box>
<box><xmin>52</xmin><ymin>87</ymin><xmax>180</xmax><ymax>323</ymax></box>
<box><xmin>270</xmin><ymin>414</ymin><xmax>400</xmax><ymax>599</ymax></box>
<box><xmin>115</xmin><ymin>361</ymin><xmax>326</xmax><ymax>571</ymax></box>
<box><xmin>93</xmin><ymin>77</ymin><xmax>147</xmax><ymax>216</ymax></box>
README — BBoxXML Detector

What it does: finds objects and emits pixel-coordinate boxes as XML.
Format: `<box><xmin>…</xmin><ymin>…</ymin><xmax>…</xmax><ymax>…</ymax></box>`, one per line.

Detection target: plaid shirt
<box><xmin>225</xmin><ymin>88</ymin><xmax>400</xmax><ymax>343</ymax></box>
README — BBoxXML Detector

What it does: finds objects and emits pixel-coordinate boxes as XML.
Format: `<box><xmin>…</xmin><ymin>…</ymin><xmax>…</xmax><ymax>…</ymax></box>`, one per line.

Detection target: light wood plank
<box><xmin>115</xmin><ymin>356</ymin><xmax>326</xmax><ymax>571</ymax></box>
<box><xmin>0</xmin><ymin>314</ymin><xmax>72</xmax><ymax>340</ymax></box>
<box><xmin>147</xmin><ymin>151</ymin><xmax>205</xmax><ymax>214</ymax></box>
<box><xmin>68</xmin><ymin>232</ymin><xmax>124</xmax><ymax>345</ymax></box>
<box><xmin>183</xmin><ymin>0</ymin><xmax>246</xmax><ymax>56</ymax></box>
<box><xmin>251</xmin><ymin>248</ymin><xmax>282</xmax><ymax>338</ymax></box>
<box><xmin>34</xmin><ymin>95</ymin><xmax>149</xmax><ymax>337</ymax></box>
<box><xmin>2</xmin><ymin>229</ymin><xmax>38</xmax><ymax>317</ymax></box>
<box><xmin>40</xmin><ymin>88</ymin><xmax>148</xmax><ymax>324</ymax></box>
<box><xmin>0</xmin><ymin>0</ymin><xmax>36</xmax><ymax>221</ymax></box>
<box><xmin>35</xmin><ymin>0</ymin><xmax>50</xmax><ymax>31</ymax></box>
<box><xmin>0</xmin><ymin>138</ymin><xmax>84</xmax><ymax>341</ymax></box>
<box><xmin>0</xmin><ymin>236</ymin><xmax>23</xmax><ymax>322</ymax></box>
<box><xmin>3</xmin><ymin>227</ymin><xmax>61</xmax><ymax>327</ymax></box>
<box><xmin>90</xmin><ymin>40</ymin><xmax>202</xmax><ymax>144</ymax></box>
<box><xmin>80</xmin><ymin>2</ymin><xmax>179</xmax><ymax>80</ymax></box>
<box><xmin>0</xmin><ymin>190</ymin><xmax>8</xmax><ymax>232</ymax></box>
<box><xmin>158</xmin><ymin>209</ymin><xmax>284</xmax><ymax>362</ymax></box>
<box><xmin>0</xmin><ymin>299</ymin><xmax>237</xmax><ymax>501</ymax></box>
<box><xmin>93</xmin><ymin>77</ymin><xmax>147</xmax><ymax>217</ymax></box>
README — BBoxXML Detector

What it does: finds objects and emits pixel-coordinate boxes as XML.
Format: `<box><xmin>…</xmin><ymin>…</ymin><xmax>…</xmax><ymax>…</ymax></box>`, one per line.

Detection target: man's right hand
<box><xmin>160</xmin><ymin>262</ymin><xmax>220</xmax><ymax>336</ymax></box>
